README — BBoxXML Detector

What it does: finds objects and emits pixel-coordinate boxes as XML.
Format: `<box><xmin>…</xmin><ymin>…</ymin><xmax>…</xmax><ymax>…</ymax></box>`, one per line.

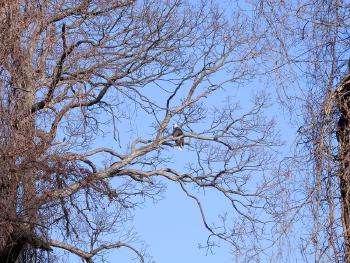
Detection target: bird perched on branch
<box><xmin>172</xmin><ymin>124</ymin><xmax>184</xmax><ymax>149</ymax></box>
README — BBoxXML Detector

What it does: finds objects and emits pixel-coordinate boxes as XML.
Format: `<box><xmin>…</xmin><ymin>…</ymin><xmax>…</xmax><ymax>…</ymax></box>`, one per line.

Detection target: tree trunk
<box><xmin>0</xmin><ymin>2</ymin><xmax>47</xmax><ymax>259</ymax></box>
<box><xmin>336</xmin><ymin>79</ymin><xmax>350</xmax><ymax>263</ymax></box>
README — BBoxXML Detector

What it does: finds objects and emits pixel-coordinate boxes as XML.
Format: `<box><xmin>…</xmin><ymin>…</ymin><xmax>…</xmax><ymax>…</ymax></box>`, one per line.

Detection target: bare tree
<box><xmin>0</xmin><ymin>0</ymin><xmax>283</xmax><ymax>262</ymax></box>
<box><xmin>253</xmin><ymin>0</ymin><xmax>350</xmax><ymax>262</ymax></box>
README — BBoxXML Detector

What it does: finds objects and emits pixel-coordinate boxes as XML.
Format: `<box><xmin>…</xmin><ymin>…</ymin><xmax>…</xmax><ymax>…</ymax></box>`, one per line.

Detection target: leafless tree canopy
<box><xmin>0</xmin><ymin>0</ymin><xmax>289</xmax><ymax>262</ymax></box>
<box><xmin>253</xmin><ymin>0</ymin><xmax>350</xmax><ymax>262</ymax></box>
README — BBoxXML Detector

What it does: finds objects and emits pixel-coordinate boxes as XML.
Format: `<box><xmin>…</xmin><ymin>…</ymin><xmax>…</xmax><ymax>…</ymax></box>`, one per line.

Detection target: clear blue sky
<box><xmin>60</xmin><ymin>84</ymin><xmax>297</xmax><ymax>263</ymax></box>
<box><xmin>52</xmin><ymin>1</ymin><xmax>303</xmax><ymax>262</ymax></box>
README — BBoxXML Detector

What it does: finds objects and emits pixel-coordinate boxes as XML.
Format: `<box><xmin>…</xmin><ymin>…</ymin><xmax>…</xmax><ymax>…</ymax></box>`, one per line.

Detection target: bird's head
<box><xmin>173</xmin><ymin>123</ymin><xmax>179</xmax><ymax>129</ymax></box>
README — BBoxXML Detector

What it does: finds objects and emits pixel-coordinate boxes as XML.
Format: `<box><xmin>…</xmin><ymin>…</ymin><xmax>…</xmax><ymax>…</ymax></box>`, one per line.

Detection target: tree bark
<box><xmin>336</xmin><ymin>78</ymin><xmax>350</xmax><ymax>263</ymax></box>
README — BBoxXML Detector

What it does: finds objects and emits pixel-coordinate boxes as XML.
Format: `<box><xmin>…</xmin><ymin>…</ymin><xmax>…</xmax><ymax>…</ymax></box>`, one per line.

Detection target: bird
<box><xmin>172</xmin><ymin>124</ymin><xmax>184</xmax><ymax>150</ymax></box>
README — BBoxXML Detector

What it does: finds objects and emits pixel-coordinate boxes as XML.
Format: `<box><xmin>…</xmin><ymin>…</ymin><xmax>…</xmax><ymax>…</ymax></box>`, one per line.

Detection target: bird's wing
<box><xmin>173</xmin><ymin>128</ymin><xmax>183</xmax><ymax>137</ymax></box>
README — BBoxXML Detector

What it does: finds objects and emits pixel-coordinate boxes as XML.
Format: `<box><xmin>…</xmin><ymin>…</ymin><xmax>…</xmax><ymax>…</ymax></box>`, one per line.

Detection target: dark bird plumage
<box><xmin>172</xmin><ymin>124</ymin><xmax>184</xmax><ymax>149</ymax></box>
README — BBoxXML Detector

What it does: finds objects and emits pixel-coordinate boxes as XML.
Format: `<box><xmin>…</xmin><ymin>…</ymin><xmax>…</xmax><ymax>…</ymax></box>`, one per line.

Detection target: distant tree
<box><xmin>0</xmin><ymin>0</ymin><xmax>282</xmax><ymax>262</ymax></box>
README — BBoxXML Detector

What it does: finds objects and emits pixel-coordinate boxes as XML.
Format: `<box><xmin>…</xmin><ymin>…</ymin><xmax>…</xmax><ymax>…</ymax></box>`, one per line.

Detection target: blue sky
<box><xmin>48</xmin><ymin>1</ymin><xmax>304</xmax><ymax>262</ymax></box>
<box><xmin>58</xmin><ymin>83</ymin><xmax>297</xmax><ymax>263</ymax></box>
<box><xmin>109</xmin><ymin>90</ymin><xmax>296</xmax><ymax>263</ymax></box>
